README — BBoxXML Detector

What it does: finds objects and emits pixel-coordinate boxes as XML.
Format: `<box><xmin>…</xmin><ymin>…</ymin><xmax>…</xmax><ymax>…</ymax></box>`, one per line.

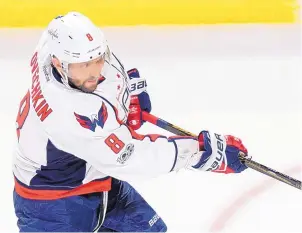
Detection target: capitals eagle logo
<box><xmin>74</xmin><ymin>102</ymin><xmax>108</xmax><ymax>132</ymax></box>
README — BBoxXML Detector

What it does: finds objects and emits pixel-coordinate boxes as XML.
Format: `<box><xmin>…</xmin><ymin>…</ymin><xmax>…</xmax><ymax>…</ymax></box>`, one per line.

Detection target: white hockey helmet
<box><xmin>46</xmin><ymin>12</ymin><xmax>110</xmax><ymax>79</ymax></box>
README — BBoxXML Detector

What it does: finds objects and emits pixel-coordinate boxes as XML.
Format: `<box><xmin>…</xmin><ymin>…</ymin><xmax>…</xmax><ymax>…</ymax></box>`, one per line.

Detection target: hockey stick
<box><xmin>142</xmin><ymin>111</ymin><xmax>302</xmax><ymax>190</ymax></box>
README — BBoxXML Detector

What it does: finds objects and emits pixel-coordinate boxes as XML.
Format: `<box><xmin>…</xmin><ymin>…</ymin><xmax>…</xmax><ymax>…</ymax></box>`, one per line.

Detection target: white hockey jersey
<box><xmin>13</xmin><ymin>32</ymin><xmax>199</xmax><ymax>200</ymax></box>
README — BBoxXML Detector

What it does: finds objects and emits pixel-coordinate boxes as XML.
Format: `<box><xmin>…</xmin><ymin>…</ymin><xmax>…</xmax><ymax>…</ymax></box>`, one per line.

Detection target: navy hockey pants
<box><xmin>13</xmin><ymin>178</ymin><xmax>167</xmax><ymax>232</ymax></box>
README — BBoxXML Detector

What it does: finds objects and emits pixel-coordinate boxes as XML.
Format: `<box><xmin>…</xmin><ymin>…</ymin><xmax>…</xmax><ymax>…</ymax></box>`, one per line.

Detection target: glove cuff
<box><xmin>193</xmin><ymin>131</ymin><xmax>227</xmax><ymax>172</ymax></box>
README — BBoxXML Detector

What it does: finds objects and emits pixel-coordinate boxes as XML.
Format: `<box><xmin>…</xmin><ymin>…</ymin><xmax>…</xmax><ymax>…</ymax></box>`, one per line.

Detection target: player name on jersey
<box><xmin>30</xmin><ymin>52</ymin><xmax>53</xmax><ymax>121</ymax></box>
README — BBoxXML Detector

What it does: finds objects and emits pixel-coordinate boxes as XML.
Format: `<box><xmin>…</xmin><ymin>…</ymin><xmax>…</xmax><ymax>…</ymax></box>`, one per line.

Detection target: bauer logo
<box><xmin>130</xmin><ymin>80</ymin><xmax>147</xmax><ymax>93</ymax></box>
<box><xmin>149</xmin><ymin>214</ymin><xmax>160</xmax><ymax>227</ymax></box>
<box><xmin>117</xmin><ymin>143</ymin><xmax>134</xmax><ymax>164</ymax></box>
<box><xmin>206</xmin><ymin>133</ymin><xmax>226</xmax><ymax>172</ymax></box>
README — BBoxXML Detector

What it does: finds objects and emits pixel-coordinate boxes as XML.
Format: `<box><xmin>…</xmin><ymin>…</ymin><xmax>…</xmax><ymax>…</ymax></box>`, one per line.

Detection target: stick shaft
<box><xmin>142</xmin><ymin>111</ymin><xmax>301</xmax><ymax>190</ymax></box>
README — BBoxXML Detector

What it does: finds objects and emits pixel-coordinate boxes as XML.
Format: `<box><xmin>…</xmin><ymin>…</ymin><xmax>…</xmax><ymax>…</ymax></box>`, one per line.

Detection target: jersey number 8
<box><xmin>105</xmin><ymin>134</ymin><xmax>125</xmax><ymax>154</ymax></box>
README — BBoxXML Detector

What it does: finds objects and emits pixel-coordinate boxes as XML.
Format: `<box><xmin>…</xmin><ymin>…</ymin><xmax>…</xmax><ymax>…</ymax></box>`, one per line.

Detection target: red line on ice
<box><xmin>209</xmin><ymin>165</ymin><xmax>301</xmax><ymax>232</ymax></box>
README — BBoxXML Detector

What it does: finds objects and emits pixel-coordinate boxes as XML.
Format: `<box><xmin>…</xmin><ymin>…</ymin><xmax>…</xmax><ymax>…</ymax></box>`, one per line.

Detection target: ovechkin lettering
<box><xmin>30</xmin><ymin>52</ymin><xmax>53</xmax><ymax>121</ymax></box>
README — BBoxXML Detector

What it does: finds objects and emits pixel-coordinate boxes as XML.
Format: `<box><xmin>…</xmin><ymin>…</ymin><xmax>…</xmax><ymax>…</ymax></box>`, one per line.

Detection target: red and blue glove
<box><xmin>192</xmin><ymin>131</ymin><xmax>249</xmax><ymax>174</ymax></box>
<box><xmin>126</xmin><ymin>68</ymin><xmax>151</xmax><ymax>130</ymax></box>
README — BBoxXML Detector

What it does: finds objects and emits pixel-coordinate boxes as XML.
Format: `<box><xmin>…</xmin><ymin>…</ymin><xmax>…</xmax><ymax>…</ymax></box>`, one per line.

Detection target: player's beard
<box><xmin>69</xmin><ymin>76</ymin><xmax>99</xmax><ymax>93</ymax></box>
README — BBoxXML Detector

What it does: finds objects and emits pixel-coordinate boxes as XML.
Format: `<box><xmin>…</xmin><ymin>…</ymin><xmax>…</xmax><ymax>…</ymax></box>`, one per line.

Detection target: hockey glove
<box><xmin>126</xmin><ymin>68</ymin><xmax>151</xmax><ymax>130</ymax></box>
<box><xmin>192</xmin><ymin>131</ymin><xmax>249</xmax><ymax>174</ymax></box>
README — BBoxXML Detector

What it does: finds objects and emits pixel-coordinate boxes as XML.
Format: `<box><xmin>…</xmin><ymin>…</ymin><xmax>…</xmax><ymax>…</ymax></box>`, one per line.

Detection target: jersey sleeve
<box><xmin>44</xmin><ymin>92</ymin><xmax>199</xmax><ymax>182</ymax></box>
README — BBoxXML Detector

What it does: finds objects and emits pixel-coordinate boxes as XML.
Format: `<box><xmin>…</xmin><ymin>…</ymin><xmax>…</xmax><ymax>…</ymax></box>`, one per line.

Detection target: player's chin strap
<box><xmin>93</xmin><ymin>191</ymin><xmax>108</xmax><ymax>232</ymax></box>
<box><xmin>141</xmin><ymin>111</ymin><xmax>302</xmax><ymax>191</ymax></box>
<box><xmin>59</xmin><ymin>67</ymin><xmax>73</xmax><ymax>88</ymax></box>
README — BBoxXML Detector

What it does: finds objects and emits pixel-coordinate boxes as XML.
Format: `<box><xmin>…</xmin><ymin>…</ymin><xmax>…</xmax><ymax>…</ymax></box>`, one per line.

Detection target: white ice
<box><xmin>0</xmin><ymin>24</ymin><xmax>301</xmax><ymax>233</ymax></box>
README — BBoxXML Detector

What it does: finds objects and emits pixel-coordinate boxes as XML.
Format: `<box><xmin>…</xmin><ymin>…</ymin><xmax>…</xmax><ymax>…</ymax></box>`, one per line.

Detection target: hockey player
<box><xmin>13</xmin><ymin>12</ymin><xmax>250</xmax><ymax>232</ymax></box>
